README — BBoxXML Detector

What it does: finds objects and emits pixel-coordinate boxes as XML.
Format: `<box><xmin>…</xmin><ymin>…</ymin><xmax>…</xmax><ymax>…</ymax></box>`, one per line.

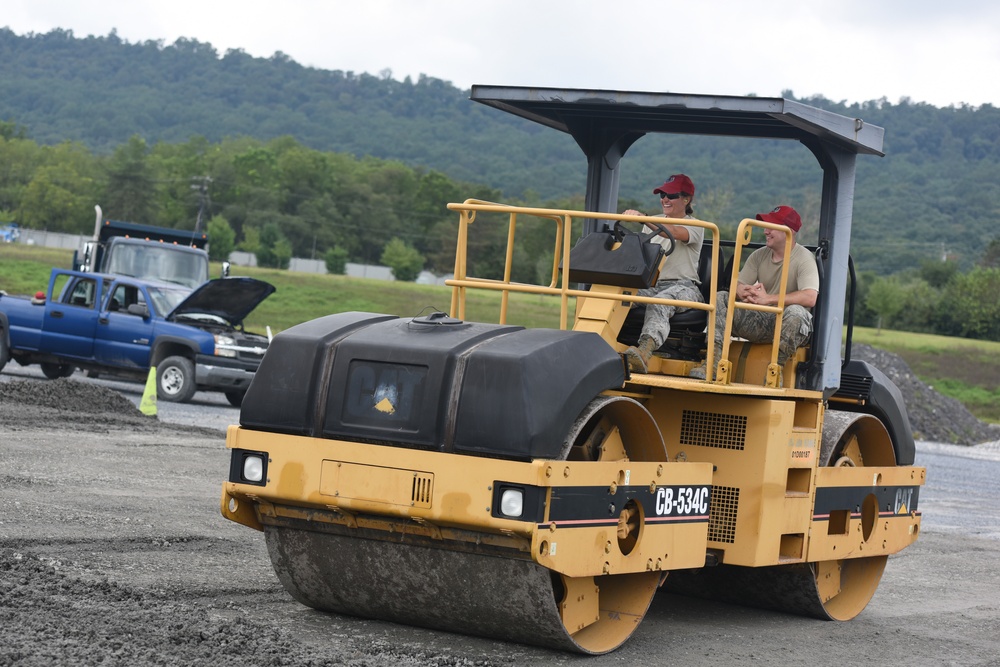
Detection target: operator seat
<box><xmin>617</xmin><ymin>243</ymin><xmax>731</xmax><ymax>361</ymax></box>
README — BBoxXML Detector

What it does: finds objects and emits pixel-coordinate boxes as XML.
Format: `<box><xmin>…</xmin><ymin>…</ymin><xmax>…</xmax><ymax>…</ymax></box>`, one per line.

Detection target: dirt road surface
<box><xmin>2</xmin><ymin>377</ymin><xmax>1000</xmax><ymax>666</ymax></box>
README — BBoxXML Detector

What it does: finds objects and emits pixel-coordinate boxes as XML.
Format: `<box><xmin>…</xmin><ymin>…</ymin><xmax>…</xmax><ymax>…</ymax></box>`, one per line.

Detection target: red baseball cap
<box><xmin>653</xmin><ymin>174</ymin><xmax>695</xmax><ymax>196</ymax></box>
<box><xmin>756</xmin><ymin>205</ymin><xmax>802</xmax><ymax>233</ymax></box>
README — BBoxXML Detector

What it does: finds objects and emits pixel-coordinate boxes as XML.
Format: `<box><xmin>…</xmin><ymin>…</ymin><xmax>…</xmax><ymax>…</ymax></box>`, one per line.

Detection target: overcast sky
<box><xmin>5</xmin><ymin>0</ymin><xmax>999</xmax><ymax>108</ymax></box>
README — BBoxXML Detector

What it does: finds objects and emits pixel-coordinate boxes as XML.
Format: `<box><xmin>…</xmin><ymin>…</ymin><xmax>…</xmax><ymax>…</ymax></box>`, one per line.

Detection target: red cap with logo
<box><xmin>653</xmin><ymin>174</ymin><xmax>695</xmax><ymax>196</ymax></box>
<box><xmin>756</xmin><ymin>205</ymin><xmax>802</xmax><ymax>233</ymax></box>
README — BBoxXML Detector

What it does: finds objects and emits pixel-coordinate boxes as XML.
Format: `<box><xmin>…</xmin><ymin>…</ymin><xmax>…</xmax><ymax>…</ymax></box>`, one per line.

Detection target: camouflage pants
<box><xmin>637</xmin><ymin>279</ymin><xmax>704</xmax><ymax>348</ymax></box>
<box><xmin>713</xmin><ymin>291</ymin><xmax>813</xmax><ymax>365</ymax></box>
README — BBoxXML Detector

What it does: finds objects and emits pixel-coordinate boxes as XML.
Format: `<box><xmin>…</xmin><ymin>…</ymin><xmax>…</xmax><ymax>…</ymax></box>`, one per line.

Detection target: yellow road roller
<box><xmin>222</xmin><ymin>87</ymin><xmax>924</xmax><ymax>654</ymax></box>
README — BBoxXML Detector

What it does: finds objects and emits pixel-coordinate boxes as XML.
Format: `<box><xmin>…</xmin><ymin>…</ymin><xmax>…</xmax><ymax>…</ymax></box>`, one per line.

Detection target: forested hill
<box><xmin>2</xmin><ymin>27</ymin><xmax>1000</xmax><ymax>273</ymax></box>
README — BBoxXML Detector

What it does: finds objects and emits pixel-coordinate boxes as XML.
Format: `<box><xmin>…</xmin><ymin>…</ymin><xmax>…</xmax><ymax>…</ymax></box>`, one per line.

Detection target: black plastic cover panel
<box><xmin>451</xmin><ymin>328</ymin><xmax>626</xmax><ymax>459</ymax></box>
<box><xmin>240</xmin><ymin>312</ymin><xmax>398</xmax><ymax>435</ymax></box>
<box><xmin>243</xmin><ymin>311</ymin><xmax>626</xmax><ymax>460</ymax></box>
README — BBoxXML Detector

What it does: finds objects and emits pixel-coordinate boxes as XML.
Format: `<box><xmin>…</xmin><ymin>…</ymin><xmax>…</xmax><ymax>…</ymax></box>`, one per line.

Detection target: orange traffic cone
<box><xmin>140</xmin><ymin>366</ymin><xmax>158</xmax><ymax>417</ymax></box>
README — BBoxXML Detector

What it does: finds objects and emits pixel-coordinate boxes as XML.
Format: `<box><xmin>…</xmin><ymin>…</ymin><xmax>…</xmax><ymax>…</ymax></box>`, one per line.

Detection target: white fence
<box><xmin>14</xmin><ymin>231</ymin><xmax>452</xmax><ymax>284</ymax></box>
<box><xmin>18</xmin><ymin>229</ymin><xmax>86</xmax><ymax>251</ymax></box>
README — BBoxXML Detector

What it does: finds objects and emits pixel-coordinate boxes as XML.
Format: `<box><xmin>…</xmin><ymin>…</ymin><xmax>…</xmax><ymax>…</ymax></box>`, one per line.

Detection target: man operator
<box><xmin>690</xmin><ymin>204</ymin><xmax>818</xmax><ymax>384</ymax></box>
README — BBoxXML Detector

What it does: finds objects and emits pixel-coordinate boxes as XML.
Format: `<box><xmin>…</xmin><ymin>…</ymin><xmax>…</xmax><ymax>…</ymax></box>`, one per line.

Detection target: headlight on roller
<box><xmin>499</xmin><ymin>488</ymin><xmax>524</xmax><ymax>518</ymax></box>
<box><xmin>243</xmin><ymin>455</ymin><xmax>264</xmax><ymax>483</ymax></box>
<box><xmin>229</xmin><ymin>449</ymin><xmax>268</xmax><ymax>486</ymax></box>
<box><xmin>214</xmin><ymin>333</ymin><xmax>238</xmax><ymax>358</ymax></box>
<box><xmin>491</xmin><ymin>483</ymin><xmax>543</xmax><ymax>522</ymax></box>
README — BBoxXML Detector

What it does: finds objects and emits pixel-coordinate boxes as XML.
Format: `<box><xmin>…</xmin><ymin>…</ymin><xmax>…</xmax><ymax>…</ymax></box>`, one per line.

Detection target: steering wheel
<box><xmin>648</xmin><ymin>222</ymin><xmax>676</xmax><ymax>256</ymax></box>
<box><xmin>615</xmin><ymin>220</ymin><xmax>675</xmax><ymax>257</ymax></box>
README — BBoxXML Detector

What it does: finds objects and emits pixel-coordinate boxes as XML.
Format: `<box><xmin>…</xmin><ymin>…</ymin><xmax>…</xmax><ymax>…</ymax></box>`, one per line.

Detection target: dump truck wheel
<box><xmin>264</xmin><ymin>395</ymin><xmax>668</xmax><ymax>655</ymax></box>
<box><xmin>157</xmin><ymin>355</ymin><xmax>197</xmax><ymax>403</ymax></box>
<box><xmin>40</xmin><ymin>362</ymin><xmax>75</xmax><ymax>379</ymax></box>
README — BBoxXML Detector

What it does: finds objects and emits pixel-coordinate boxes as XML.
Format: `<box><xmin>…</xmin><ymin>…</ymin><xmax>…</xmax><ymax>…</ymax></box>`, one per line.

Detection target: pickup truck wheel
<box><xmin>157</xmin><ymin>356</ymin><xmax>197</xmax><ymax>403</ymax></box>
<box><xmin>0</xmin><ymin>330</ymin><xmax>9</xmax><ymax>373</ymax></box>
<box><xmin>225</xmin><ymin>390</ymin><xmax>246</xmax><ymax>408</ymax></box>
<box><xmin>40</xmin><ymin>362</ymin><xmax>75</xmax><ymax>379</ymax></box>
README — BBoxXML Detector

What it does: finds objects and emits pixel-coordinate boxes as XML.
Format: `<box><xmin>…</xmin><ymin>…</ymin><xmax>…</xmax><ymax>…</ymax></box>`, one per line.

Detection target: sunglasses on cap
<box><xmin>659</xmin><ymin>192</ymin><xmax>683</xmax><ymax>200</ymax></box>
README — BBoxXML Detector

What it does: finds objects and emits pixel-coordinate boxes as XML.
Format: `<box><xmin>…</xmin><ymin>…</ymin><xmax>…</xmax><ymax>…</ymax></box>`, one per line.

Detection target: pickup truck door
<box><xmin>38</xmin><ymin>275</ymin><xmax>102</xmax><ymax>359</ymax></box>
<box><xmin>93</xmin><ymin>281</ymin><xmax>156</xmax><ymax>369</ymax></box>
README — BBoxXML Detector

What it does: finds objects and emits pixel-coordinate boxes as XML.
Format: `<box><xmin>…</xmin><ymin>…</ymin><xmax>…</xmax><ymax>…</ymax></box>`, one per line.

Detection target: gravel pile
<box><xmin>851</xmin><ymin>344</ymin><xmax>999</xmax><ymax>446</ymax></box>
<box><xmin>0</xmin><ymin>377</ymin><xmax>142</xmax><ymax>415</ymax></box>
<box><xmin>0</xmin><ymin>377</ymin><xmax>220</xmax><ymax>437</ymax></box>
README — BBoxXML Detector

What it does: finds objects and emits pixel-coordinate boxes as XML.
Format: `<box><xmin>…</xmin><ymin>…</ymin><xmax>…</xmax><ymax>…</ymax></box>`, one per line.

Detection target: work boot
<box><xmin>625</xmin><ymin>334</ymin><xmax>657</xmax><ymax>374</ymax></box>
<box><xmin>689</xmin><ymin>362</ymin><xmax>707</xmax><ymax>380</ymax></box>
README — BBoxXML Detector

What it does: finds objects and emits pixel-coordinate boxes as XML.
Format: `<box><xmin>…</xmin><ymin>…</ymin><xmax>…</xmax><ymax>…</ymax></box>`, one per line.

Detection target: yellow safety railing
<box><xmin>710</xmin><ymin>218</ymin><xmax>794</xmax><ymax>387</ymax></box>
<box><xmin>444</xmin><ymin>200</ymin><xmax>721</xmax><ymax>361</ymax></box>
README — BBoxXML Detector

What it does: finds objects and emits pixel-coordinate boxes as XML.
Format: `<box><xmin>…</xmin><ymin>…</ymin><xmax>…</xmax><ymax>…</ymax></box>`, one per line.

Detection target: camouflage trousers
<box><xmin>637</xmin><ymin>279</ymin><xmax>704</xmax><ymax>348</ymax></box>
<box><xmin>713</xmin><ymin>291</ymin><xmax>813</xmax><ymax>365</ymax></box>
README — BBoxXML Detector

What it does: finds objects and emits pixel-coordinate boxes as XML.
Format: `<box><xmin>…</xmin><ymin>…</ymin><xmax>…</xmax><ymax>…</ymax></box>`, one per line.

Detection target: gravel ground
<box><xmin>2</xmin><ymin>351</ymin><xmax>999</xmax><ymax>666</ymax></box>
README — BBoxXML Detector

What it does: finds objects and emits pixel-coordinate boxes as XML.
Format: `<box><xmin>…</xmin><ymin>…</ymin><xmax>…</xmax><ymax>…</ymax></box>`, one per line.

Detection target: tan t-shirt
<box><xmin>739</xmin><ymin>243</ymin><xmax>819</xmax><ymax>295</ymax></box>
<box><xmin>647</xmin><ymin>215</ymin><xmax>704</xmax><ymax>283</ymax></box>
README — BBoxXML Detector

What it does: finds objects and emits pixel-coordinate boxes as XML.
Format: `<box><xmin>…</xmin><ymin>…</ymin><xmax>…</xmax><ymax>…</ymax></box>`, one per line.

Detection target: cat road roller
<box><xmin>221</xmin><ymin>87</ymin><xmax>924</xmax><ymax>654</ymax></box>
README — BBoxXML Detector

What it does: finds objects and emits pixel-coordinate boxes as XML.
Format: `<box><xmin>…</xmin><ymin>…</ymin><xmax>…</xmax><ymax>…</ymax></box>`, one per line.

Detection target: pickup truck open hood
<box><xmin>167</xmin><ymin>277</ymin><xmax>275</xmax><ymax>327</ymax></box>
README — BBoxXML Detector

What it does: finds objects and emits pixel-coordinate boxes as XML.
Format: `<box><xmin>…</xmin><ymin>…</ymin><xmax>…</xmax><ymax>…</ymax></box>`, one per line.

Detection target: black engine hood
<box><xmin>167</xmin><ymin>277</ymin><xmax>275</xmax><ymax>326</ymax></box>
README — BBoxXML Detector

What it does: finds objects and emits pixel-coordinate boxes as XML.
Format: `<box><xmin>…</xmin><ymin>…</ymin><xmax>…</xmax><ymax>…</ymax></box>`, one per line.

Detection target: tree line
<box><xmin>0</xmin><ymin>124</ymin><xmax>506</xmax><ymax>278</ymax></box>
<box><xmin>2</xmin><ymin>124</ymin><xmax>1000</xmax><ymax>341</ymax></box>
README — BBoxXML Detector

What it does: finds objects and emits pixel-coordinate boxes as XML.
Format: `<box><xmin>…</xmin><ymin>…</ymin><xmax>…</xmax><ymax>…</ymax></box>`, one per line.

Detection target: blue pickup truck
<box><xmin>0</xmin><ymin>269</ymin><xmax>274</xmax><ymax>405</ymax></box>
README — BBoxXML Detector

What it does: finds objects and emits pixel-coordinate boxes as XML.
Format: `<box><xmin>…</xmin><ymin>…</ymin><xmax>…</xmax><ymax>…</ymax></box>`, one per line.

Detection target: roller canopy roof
<box><xmin>469</xmin><ymin>85</ymin><xmax>884</xmax><ymax>398</ymax></box>
<box><xmin>471</xmin><ymin>85</ymin><xmax>884</xmax><ymax>157</ymax></box>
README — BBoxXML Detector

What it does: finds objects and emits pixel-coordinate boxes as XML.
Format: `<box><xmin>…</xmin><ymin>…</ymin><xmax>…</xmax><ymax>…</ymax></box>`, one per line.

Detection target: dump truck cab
<box><xmin>75</xmin><ymin>206</ymin><xmax>211</xmax><ymax>288</ymax></box>
<box><xmin>221</xmin><ymin>87</ymin><xmax>924</xmax><ymax>655</ymax></box>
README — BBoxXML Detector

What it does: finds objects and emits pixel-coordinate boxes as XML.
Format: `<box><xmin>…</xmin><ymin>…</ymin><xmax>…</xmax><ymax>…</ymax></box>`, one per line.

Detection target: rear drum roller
<box><xmin>263</xmin><ymin>395</ymin><xmax>667</xmax><ymax>654</ymax></box>
<box><xmin>664</xmin><ymin>411</ymin><xmax>895</xmax><ymax>621</ymax></box>
<box><xmin>808</xmin><ymin>411</ymin><xmax>894</xmax><ymax>620</ymax></box>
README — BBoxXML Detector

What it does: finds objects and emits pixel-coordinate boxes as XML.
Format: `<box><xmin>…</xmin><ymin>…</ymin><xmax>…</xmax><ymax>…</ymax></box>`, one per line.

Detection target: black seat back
<box><xmin>664</xmin><ymin>243</ymin><xmax>725</xmax><ymax>332</ymax></box>
<box><xmin>617</xmin><ymin>242</ymin><xmax>727</xmax><ymax>359</ymax></box>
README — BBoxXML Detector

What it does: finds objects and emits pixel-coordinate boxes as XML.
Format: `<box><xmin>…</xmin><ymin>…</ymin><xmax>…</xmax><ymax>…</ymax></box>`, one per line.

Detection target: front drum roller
<box><xmin>664</xmin><ymin>411</ymin><xmax>895</xmax><ymax>620</ymax></box>
<box><xmin>263</xmin><ymin>395</ymin><xmax>668</xmax><ymax>654</ymax></box>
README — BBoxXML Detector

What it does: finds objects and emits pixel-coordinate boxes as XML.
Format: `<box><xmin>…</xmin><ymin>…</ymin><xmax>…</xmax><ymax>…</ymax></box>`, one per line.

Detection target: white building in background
<box><xmin>19</xmin><ymin>230</ymin><xmax>449</xmax><ymax>284</ymax></box>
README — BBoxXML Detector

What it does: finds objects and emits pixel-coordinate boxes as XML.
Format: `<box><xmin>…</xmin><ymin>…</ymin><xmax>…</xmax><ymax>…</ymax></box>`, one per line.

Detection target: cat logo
<box><xmin>373</xmin><ymin>383</ymin><xmax>398</xmax><ymax>415</ymax></box>
<box><xmin>344</xmin><ymin>362</ymin><xmax>426</xmax><ymax>428</ymax></box>
<box><xmin>894</xmin><ymin>487</ymin><xmax>914</xmax><ymax>514</ymax></box>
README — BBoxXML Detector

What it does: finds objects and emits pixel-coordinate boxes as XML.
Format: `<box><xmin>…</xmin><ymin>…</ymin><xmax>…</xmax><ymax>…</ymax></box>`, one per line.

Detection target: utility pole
<box><xmin>191</xmin><ymin>176</ymin><xmax>212</xmax><ymax>235</ymax></box>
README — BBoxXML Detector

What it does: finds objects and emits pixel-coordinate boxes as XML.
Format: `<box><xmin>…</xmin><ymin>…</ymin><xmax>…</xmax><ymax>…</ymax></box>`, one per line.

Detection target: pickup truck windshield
<box><xmin>146</xmin><ymin>284</ymin><xmax>193</xmax><ymax>318</ymax></box>
<box><xmin>105</xmin><ymin>244</ymin><xmax>209</xmax><ymax>288</ymax></box>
